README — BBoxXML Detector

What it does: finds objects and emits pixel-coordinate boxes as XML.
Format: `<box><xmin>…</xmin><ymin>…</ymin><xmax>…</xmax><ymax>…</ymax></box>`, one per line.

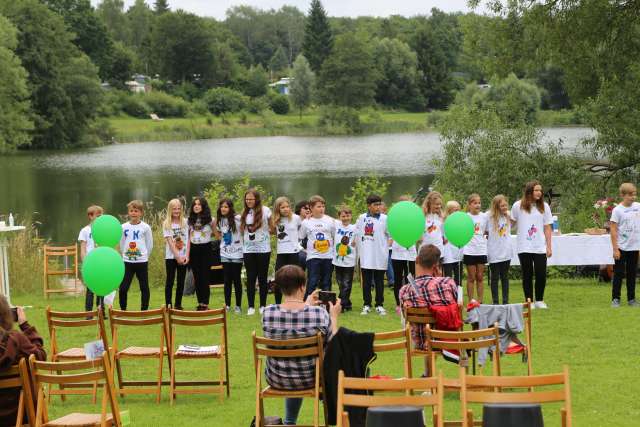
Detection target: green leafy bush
<box><xmin>318</xmin><ymin>106</ymin><xmax>362</xmax><ymax>133</ymax></box>
<box><xmin>270</xmin><ymin>94</ymin><xmax>290</xmax><ymax>115</ymax></box>
<box><xmin>144</xmin><ymin>91</ymin><xmax>191</xmax><ymax>117</ymax></box>
<box><xmin>338</xmin><ymin>175</ymin><xmax>390</xmax><ymax>216</ymax></box>
<box><xmin>203</xmin><ymin>87</ymin><xmax>247</xmax><ymax>116</ymax></box>
<box><xmin>120</xmin><ymin>94</ymin><xmax>150</xmax><ymax>118</ymax></box>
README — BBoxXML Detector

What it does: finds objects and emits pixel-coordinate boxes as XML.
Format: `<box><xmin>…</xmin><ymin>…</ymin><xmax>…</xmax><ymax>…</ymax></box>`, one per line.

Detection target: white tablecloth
<box><xmin>509</xmin><ymin>234</ymin><xmax>613</xmax><ymax>266</ymax></box>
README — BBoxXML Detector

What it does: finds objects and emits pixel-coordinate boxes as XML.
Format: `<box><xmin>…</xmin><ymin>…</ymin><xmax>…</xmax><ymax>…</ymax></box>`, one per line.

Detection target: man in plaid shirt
<box><xmin>400</xmin><ymin>244</ymin><xmax>459</xmax><ymax>350</ymax></box>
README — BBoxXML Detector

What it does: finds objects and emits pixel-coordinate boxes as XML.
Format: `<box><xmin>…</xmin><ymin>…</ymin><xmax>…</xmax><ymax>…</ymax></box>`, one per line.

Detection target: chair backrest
<box><xmin>404</xmin><ymin>306</ymin><xmax>436</xmax><ymax>326</ymax></box>
<box><xmin>108</xmin><ymin>307</ymin><xmax>168</xmax><ymax>356</ymax></box>
<box><xmin>0</xmin><ymin>359</ymin><xmax>36</xmax><ymax>427</ymax></box>
<box><xmin>460</xmin><ymin>366</ymin><xmax>572</xmax><ymax>427</ymax></box>
<box><xmin>167</xmin><ymin>307</ymin><xmax>228</xmax><ymax>352</ymax></box>
<box><xmin>372</xmin><ymin>328</ymin><xmax>412</xmax><ymax>378</ymax></box>
<box><xmin>426</xmin><ymin>324</ymin><xmax>501</xmax><ymax>375</ymax></box>
<box><xmin>43</xmin><ymin>245</ymin><xmax>78</xmax><ymax>295</ymax></box>
<box><xmin>337</xmin><ymin>370</ymin><xmax>444</xmax><ymax>427</ymax></box>
<box><xmin>252</xmin><ymin>332</ymin><xmax>324</xmax><ymax>384</ymax></box>
<box><xmin>46</xmin><ymin>307</ymin><xmax>109</xmax><ymax>358</ymax></box>
<box><xmin>43</xmin><ymin>244</ymin><xmax>78</xmax><ymax>259</ymax></box>
<box><xmin>29</xmin><ymin>352</ymin><xmax>122</xmax><ymax>427</ymax></box>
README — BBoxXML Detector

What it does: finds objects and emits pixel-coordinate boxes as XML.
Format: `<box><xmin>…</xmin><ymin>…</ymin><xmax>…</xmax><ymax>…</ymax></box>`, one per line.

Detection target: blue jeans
<box><xmin>305</xmin><ymin>258</ymin><xmax>333</xmax><ymax>297</ymax></box>
<box><xmin>386</xmin><ymin>250</ymin><xmax>394</xmax><ymax>285</ymax></box>
<box><xmin>284</xmin><ymin>398</ymin><xmax>303</xmax><ymax>425</ymax></box>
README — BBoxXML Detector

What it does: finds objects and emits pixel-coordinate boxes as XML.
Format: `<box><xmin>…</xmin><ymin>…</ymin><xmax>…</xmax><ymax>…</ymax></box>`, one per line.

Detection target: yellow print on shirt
<box><xmin>314</xmin><ymin>232</ymin><xmax>330</xmax><ymax>253</ymax></box>
<box><xmin>498</xmin><ymin>222</ymin><xmax>508</xmax><ymax>237</ymax></box>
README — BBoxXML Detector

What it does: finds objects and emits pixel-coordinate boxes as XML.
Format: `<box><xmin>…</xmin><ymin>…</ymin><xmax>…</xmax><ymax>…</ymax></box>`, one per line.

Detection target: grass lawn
<box><xmin>11</xmin><ymin>277</ymin><xmax>634</xmax><ymax>426</ymax></box>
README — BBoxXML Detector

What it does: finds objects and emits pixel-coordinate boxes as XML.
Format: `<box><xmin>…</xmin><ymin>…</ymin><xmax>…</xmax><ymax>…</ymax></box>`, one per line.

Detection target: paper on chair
<box><xmin>177</xmin><ymin>345</ymin><xmax>220</xmax><ymax>353</ymax></box>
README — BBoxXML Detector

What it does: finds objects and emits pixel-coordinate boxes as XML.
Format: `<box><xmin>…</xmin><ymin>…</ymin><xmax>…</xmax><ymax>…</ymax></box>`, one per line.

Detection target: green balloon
<box><xmin>92</xmin><ymin>214</ymin><xmax>122</xmax><ymax>247</ymax></box>
<box><xmin>443</xmin><ymin>211</ymin><xmax>475</xmax><ymax>248</ymax></box>
<box><xmin>387</xmin><ymin>201</ymin><xmax>424</xmax><ymax>249</ymax></box>
<box><xmin>81</xmin><ymin>247</ymin><xmax>124</xmax><ymax>296</ymax></box>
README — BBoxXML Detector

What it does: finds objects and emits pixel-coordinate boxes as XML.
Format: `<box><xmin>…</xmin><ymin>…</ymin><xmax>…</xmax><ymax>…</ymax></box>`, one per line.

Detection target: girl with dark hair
<box><xmin>188</xmin><ymin>197</ymin><xmax>215</xmax><ymax>310</ymax></box>
<box><xmin>215</xmin><ymin>198</ymin><xmax>243</xmax><ymax>313</ymax></box>
<box><xmin>241</xmin><ymin>189</ymin><xmax>272</xmax><ymax>315</ymax></box>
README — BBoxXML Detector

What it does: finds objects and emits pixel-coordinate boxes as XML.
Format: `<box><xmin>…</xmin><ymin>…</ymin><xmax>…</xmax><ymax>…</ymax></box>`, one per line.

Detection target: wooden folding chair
<box><xmin>336</xmin><ymin>370</ymin><xmax>444</xmax><ymax>427</ymax></box>
<box><xmin>46</xmin><ymin>307</ymin><xmax>110</xmax><ymax>403</ymax></box>
<box><xmin>168</xmin><ymin>307</ymin><xmax>229</xmax><ymax>404</ymax></box>
<box><xmin>29</xmin><ymin>353</ymin><xmax>122</xmax><ymax>427</ymax></box>
<box><xmin>108</xmin><ymin>307</ymin><xmax>168</xmax><ymax>403</ymax></box>
<box><xmin>372</xmin><ymin>328</ymin><xmax>412</xmax><ymax>379</ymax></box>
<box><xmin>209</xmin><ymin>264</ymin><xmax>224</xmax><ymax>290</ymax></box>
<box><xmin>43</xmin><ymin>245</ymin><xmax>79</xmax><ymax>298</ymax></box>
<box><xmin>0</xmin><ymin>359</ymin><xmax>37</xmax><ymax>427</ymax></box>
<box><xmin>520</xmin><ymin>299</ymin><xmax>533</xmax><ymax>375</ymax></box>
<box><xmin>252</xmin><ymin>332</ymin><xmax>327</xmax><ymax>427</ymax></box>
<box><xmin>460</xmin><ymin>366</ymin><xmax>572</xmax><ymax>427</ymax></box>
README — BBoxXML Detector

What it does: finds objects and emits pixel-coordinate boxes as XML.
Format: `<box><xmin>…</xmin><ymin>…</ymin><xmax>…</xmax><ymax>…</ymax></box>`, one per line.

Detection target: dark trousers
<box><xmin>392</xmin><ymin>260</ymin><xmax>415</xmax><ymax>305</ymax></box>
<box><xmin>190</xmin><ymin>242</ymin><xmax>212</xmax><ymax>306</ymax></box>
<box><xmin>443</xmin><ymin>262</ymin><xmax>463</xmax><ymax>287</ymax></box>
<box><xmin>489</xmin><ymin>260</ymin><xmax>510</xmax><ymax>304</ymax></box>
<box><xmin>165</xmin><ymin>259</ymin><xmax>186</xmax><ymax>308</ymax></box>
<box><xmin>362</xmin><ymin>268</ymin><xmax>385</xmax><ymax>307</ymax></box>
<box><xmin>119</xmin><ymin>262</ymin><xmax>149</xmax><ymax>311</ymax></box>
<box><xmin>334</xmin><ymin>266</ymin><xmax>355</xmax><ymax>309</ymax></box>
<box><xmin>518</xmin><ymin>253</ymin><xmax>547</xmax><ymax>302</ymax></box>
<box><xmin>612</xmin><ymin>250</ymin><xmax>638</xmax><ymax>301</ymax></box>
<box><xmin>275</xmin><ymin>253</ymin><xmax>300</xmax><ymax>304</ymax></box>
<box><xmin>245</xmin><ymin>252</ymin><xmax>271</xmax><ymax>308</ymax></box>
<box><xmin>223</xmin><ymin>262</ymin><xmax>243</xmax><ymax>307</ymax></box>
<box><xmin>306</xmin><ymin>258</ymin><xmax>333</xmax><ymax>298</ymax></box>
<box><xmin>84</xmin><ymin>290</ymin><xmax>103</xmax><ymax>312</ymax></box>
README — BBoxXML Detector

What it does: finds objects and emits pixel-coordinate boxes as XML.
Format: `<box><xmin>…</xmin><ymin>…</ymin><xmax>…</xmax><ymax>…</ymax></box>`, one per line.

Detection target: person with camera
<box><xmin>262</xmin><ymin>265</ymin><xmax>340</xmax><ymax>425</ymax></box>
<box><xmin>0</xmin><ymin>295</ymin><xmax>46</xmax><ymax>426</ymax></box>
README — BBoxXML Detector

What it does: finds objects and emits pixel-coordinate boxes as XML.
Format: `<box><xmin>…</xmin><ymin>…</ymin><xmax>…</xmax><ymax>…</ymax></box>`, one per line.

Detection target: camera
<box><xmin>11</xmin><ymin>307</ymin><xmax>18</xmax><ymax>322</ymax></box>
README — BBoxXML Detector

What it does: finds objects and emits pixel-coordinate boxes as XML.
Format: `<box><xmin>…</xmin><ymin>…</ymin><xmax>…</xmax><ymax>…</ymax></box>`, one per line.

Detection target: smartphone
<box><xmin>11</xmin><ymin>307</ymin><xmax>18</xmax><ymax>322</ymax></box>
<box><xmin>318</xmin><ymin>291</ymin><xmax>337</xmax><ymax>305</ymax></box>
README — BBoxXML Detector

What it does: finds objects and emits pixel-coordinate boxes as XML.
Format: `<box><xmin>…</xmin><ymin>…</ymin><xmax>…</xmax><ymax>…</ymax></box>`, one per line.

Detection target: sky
<box><xmin>105</xmin><ymin>0</ymin><xmax>475</xmax><ymax>19</ymax></box>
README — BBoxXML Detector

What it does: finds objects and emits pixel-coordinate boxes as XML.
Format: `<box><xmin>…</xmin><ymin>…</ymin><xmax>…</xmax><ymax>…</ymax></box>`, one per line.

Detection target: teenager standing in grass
<box><xmin>163</xmin><ymin>199</ymin><xmax>189</xmax><ymax>310</ymax></box>
<box><xmin>79</xmin><ymin>205</ymin><xmax>104</xmax><ymax>312</ymax></box>
<box><xmin>188</xmin><ymin>197</ymin><xmax>215</xmax><ymax>311</ymax></box>
<box><xmin>272</xmin><ymin>196</ymin><xmax>302</xmax><ymax>304</ymax></box>
<box><xmin>487</xmin><ymin>195</ymin><xmax>512</xmax><ymax>305</ymax></box>
<box><xmin>420</xmin><ymin>191</ymin><xmax>445</xmax><ymax>255</ymax></box>
<box><xmin>300</xmin><ymin>195</ymin><xmax>336</xmax><ymax>298</ymax></box>
<box><xmin>241</xmin><ymin>189</ymin><xmax>272</xmax><ymax>315</ymax></box>
<box><xmin>463</xmin><ymin>194</ymin><xmax>488</xmax><ymax>303</ymax></box>
<box><xmin>215</xmin><ymin>198</ymin><xmax>243</xmax><ymax>313</ymax></box>
<box><xmin>333</xmin><ymin>205</ymin><xmax>357</xmax><ymax>312</ymax></box>
<box><xmin>119</xmin><ymin>200</ymin><xmax>153</xmax><ymax>311</ymax></box>
<box><xmin>295</xmin><ymin>200</ymin><xmax>311</xmax><ymax>270</ymax></box>
<box><xmin>442</xmin><ymin>200</ymin><xmax>464</xmax><ymax>287</ymax></box>
<box><xmin>609</xmin><ymin>182</ymin><xmax>640</xmax><ymax>308</ymax></box>
<box><xmin>511</xmin><ymin>181</ymin><xmax>553</xmax><ymax>309</ymax></box>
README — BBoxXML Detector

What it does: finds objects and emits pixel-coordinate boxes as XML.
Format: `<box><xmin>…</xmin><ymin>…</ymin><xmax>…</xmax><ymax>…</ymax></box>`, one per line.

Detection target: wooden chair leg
<box><xmin>156</xmin><ymin>353</ymin><xmax>163</xmax><ymax>403</ymax></box>
<box><xmin>170</xmin><ymin>357</ymin><xmax>175</xmax><ymax>405</ymax></box>
<box><xmin>218</xmin><ymin>357</ymin><xmax>224</xmax><ymax>402</ymax></box>
<box><xmin>115</xmin><ymin>358</ymin><xmax>125</xmax><ymax>399</ymax></box>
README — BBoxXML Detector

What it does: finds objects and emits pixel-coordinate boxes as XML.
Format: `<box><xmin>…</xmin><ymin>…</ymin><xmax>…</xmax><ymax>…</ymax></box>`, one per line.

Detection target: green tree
<box><xmin>96</xmin><ymin>0</ymin><xmax>129</xmax><ymax>43</ymax></box>
<box><xmin>289</xmin><ymin>54</ymin><xmax>315</xmax><ymax>117</ymax></box>
<box><xmin>203</xmin><ymin>87</ymin><xmax>247</xmax><ymax>116</ymax></box>
<box><xmin>154</xmin><ymin>0</ymin><xmax>168</xmax><ymax>14</ymax></box>
<box><xmin>302</xmin><ymin>0</ymin><xmax>333</xmax><ymax>73</ymax></box>
<box><xmin>108</xmin><ymin>41</ymin><xmax>134</xmax><ymax>87</ymax></box>
<box><xmin>318</xmin><ymin>32</ymin><xmax>379</xmax><ymax>108</ymax></box>
<box><xmin>0</xmin><ymin>15</ymin><xmax>33</xmax><ymax>152</ymax></box>
<box><xmin>269</xmin><ymin>45</ymin><xmax>289</xmax><ymax>74</ymax></box>
<box><xmin>241</xmin><ymin>65</ymin><xmax>269</xmax><ymax>97</ymax></box>
<box><xmin>1</xmin><ymin>0</ymin><xmax>103</xmax><ymax>149</ymax></box>
<box><xmin>340</xmin><ymin>176</ymin><xmax>390</xmax><ymax>216</ymax></box>
<box><xmin>372</xmin><ymin>37</ymin><xmax>424</xmax><ymax>110</ymax></box>
<box><xmin>126</xmin><ymin>0</ymin><xmax>153</xmax><ymax>51</ymax></box>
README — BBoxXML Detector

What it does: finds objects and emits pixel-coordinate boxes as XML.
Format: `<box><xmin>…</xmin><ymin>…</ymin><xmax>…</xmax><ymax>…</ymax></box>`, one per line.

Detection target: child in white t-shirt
<box><xmin>333</xmin><ymin>205</ymin><xmax>357</xmax><ymax>311</ymax></box>
<box><xmin>79</xmin><ymin>205</ymin><xmax>103</xmax><ymax>312</ymax></box>
<box><xmin>119</xmin><ymin>200</ymin><xmax>153</xmax><ymax>311</ymax></box>
<box><xmin>300</xmin><ymin>195</ymin><xmax>335</xmax><ymax>297</ymax></box>
<box><xmin>442</xmin><ymin>201</ymin><xmax>463</xmax><ymax>287</ymax></box>
<box><xmin>188</xmin><ymin>197</ymin><xmax>215</xmax><ymax>311</ymax></box>
<box><xmin>272</xmin><ymin>196</ymin><xmax>302</xmax><ymax>304</ymax></box>
<box><xmin>463</xmin><ymin>193</ymin><xmax>488</xmax><ymax>303</ymax></box>
<box><xmin>356</xmin><ymin>194</ymin><xmax>390</xmax><ymax>315</ymax></box>
<box><xmin>163</xmin><ymin>199</ymin><xmax>189</xmax><ymax>310</ymax></box>
<box><xmin>487</xmin><ymin>195</ymin><xmax>512</xmax><ymax>304</ymax></box>
<box><xmin>420</xmin><ymin>191</ymin><xmax>445</xmax><ymax>254</ymax></box>
<box><xmin>610</xmin><ymin>182</ymin><xmax>640</xmax><ymax>307</ymax></box>
<box><xmin>216</xmin><ymin>198</ymin><xmax>243</xmax><ymax>313</ymax></box>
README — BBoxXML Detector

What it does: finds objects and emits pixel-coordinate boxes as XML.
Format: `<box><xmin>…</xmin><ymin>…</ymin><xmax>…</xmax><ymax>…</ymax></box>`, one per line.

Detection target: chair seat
<box><xmin>119</xmin><ymin>346</ymin><xmax>165</xmax><ymax>357</ymax></box>
<box><xmin>262</xmin><ymin>386</ymin><xmax>315</xmax><ymax>397</ymax></box>
<box><xmin>57</xmin><ymin>348</ymin><xmax>86</xmax><ymax>358</ymax></box>
<box><xmin>45</xmin><ymin>412</ymin><xmax>114</xmax><ymax>427</ymax></box>
<box><xmin>175</xmin><ymin>348</ymin><xmax>221</xmax><ymax>358</ymax></box>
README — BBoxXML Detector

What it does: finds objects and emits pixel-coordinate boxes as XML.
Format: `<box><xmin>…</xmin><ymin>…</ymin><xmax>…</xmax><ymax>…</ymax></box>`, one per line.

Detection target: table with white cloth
<box><xmin>509</xmin><ymin>233</ymin><xmax>614</xmax><ymax>266</ymax></box>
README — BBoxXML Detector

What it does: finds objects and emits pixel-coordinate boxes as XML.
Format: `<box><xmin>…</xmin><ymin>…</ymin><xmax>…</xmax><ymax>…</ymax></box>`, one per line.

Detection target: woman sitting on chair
<box><xmin>0</xmin><ymin>295</ymin><xmax>47</xmax><ymax>427</ymax></box>
<box><xmin>262</xmin><ymin>265</ymin><xmax>341</xmax><ymax>425</ymax></box>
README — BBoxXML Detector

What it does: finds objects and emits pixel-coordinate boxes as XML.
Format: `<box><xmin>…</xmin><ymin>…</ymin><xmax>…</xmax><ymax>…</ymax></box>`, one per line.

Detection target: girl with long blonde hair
<box><xmin>272</xmin><ymin>196</ymin><xmax>302</xmax><ymax>304</ymax></box>
<box><xmin>420</xmin><ymin>191</ymin><xmax>444</xmax><ymax>254</ymax></box>
<box><xmin>462</xmin><ymin>193</ymin><xmax>488</xmax><ymax>302</ymax></box>
<box><xmin>487</xmin><ymin>195</ymin><xmax>512</xmax><ymax>304</ymax></box>
<box><xmin>442</xmin><ymin>200</ymin><xmax>463</xmax><ymax>287</ymax></box>
<box><xmin>163</xmin><ymin>198</ymin><xmax>189</xmax><ymax>309</ymax></box>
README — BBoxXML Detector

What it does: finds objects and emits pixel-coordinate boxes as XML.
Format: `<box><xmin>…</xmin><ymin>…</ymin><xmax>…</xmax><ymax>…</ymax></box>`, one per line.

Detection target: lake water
<box><xmin>0</xmin><ymin>128</ymin><xmax>594</xmax><ymax>242</ymax></box>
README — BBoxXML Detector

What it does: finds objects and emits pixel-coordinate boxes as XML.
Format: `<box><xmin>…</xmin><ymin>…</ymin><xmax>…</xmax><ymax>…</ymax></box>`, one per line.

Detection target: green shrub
<box><xmin>144</xmin><ymin>91</ymin><xmax>191</xmax><ymax>117</ymax></box>
<box><xmin>203</xmin><ymin>88</ymin><xmax>247</xmax><ymax>116</ymax></box>
<box><xmin>191</xmin><ymin>99</ymin><xmax>209</xmax><ymax>115</ymax></box>
<box><xmin>270</xmin><ymin>94</ymin><xmax>290</xmax><ymax>115</ymax></box>
<box><xmin>247</xmin><ymin>96</ymin><xmax>269</xmax><ymax>113</ymax></box>
<box><xmin>120</xmin><ymin>94</ymin><xmax>150</xmax><ymax>118</ymax></box>
<box><xmin>318</xmin><ymin>106</ymin><xmax>362</xmax><ymax>133</ymax></box>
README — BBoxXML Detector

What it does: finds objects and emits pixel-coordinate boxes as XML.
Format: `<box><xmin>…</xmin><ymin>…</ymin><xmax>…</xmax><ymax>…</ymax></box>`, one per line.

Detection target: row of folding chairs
<box><xmin>46</xmin><ymin>305</ymin><xmax>229</xmax><ymax>405</ymax></box>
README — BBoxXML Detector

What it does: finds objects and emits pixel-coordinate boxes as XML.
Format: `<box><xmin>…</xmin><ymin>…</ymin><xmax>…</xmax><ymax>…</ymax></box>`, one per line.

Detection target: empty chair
<box><xmin>43</xmin><ymin>245</ymin><xmax>79</xmax><ymax>298</ymax></box>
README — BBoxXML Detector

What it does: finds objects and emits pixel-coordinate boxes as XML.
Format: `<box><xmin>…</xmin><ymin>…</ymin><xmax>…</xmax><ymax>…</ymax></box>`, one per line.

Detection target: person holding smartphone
<box><xmin>0</xmin><ymin>296</ymin><xmax>47</xmax><ymax>426</ymax></box>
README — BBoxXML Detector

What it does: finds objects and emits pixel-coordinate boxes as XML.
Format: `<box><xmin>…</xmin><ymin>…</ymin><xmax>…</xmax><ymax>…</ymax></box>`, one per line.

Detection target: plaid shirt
<box><xmin>262</xmin><ymin>305</ymin><xmax>330</xmax><ymax>390</ymax></box>
<box><xmin>399</xmin><ymin>275</ymin><xmax>458</xmax><ymax>350</ymax></box>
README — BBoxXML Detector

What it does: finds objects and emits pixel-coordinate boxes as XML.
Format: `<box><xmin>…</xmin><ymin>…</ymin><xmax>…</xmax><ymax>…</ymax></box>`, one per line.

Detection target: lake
<box><xmin>0</xmin><ymin>128</ymin><xmax>594</xmax><ymax>242</ymax></box>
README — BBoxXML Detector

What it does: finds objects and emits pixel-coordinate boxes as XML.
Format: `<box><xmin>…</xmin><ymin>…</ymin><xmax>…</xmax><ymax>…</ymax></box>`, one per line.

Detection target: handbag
<box><xmin>183</xmin><ymin>267</ymin><xmax>195</xmax><ymax>296</ymax></box>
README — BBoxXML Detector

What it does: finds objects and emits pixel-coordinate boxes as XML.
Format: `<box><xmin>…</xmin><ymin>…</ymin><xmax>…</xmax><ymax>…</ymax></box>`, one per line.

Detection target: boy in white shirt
<box><xmin>78</xmin><ymin>205</ymin><xmax>103</xmax><ymax>312</ymax></box>
<box><xmin>300</xmin><ymin>195</ymin><xmax>336</xmax><ymax>297</ymax></box>
<box><xmin>610</xmin><ymin>182</ymin><xmax>640</xmax><ymax>307</ymax></box>
<box><xmin>356</xmin><ymin>194</ymin><xmax>389</xmax><ymax>315</ymax></box>
<box><xmin>333</xmin><ymin>205</ymin><xmax>357</xmax><ymax>312</ymax></box>
<box><xmin>119</xmin><ymin>200</ymin><xmax>153</xmax><ymax>311</ymax></box>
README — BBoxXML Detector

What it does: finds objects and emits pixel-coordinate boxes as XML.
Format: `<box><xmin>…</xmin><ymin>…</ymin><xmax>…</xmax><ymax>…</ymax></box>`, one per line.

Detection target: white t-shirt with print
<box><xmin>463</xmin><ymin>212</ymin><xmax>488</xmax><ymax>256</ymax></box>
<box><xmin>511</xmin><ymin>200</ymin><xmax>553</xmax><ymax>254</ymax></box>
<box><xmin>243</xmin><ymin>206</ymin><xmax>272</xmax><ymax>254</ymax></box>
<box><xmin>163</xmin><ymin>221</ymin><xmax>189</xmax><ymax>260</ymax></box>
<box><xmin>355</xmin><ymin>213</ymin><xmax>389</xmax><ymax>270</ymax></box>
<box><xmin>190</xmin><ymin>218</ymin><xmax>214</xmax><ymax>245</ymax></box>
<box><xmin>333</xmin><ymin>221</ymin><xmax>357</xmax><ymax>268</ymax></box>
<box><xmin>610</xmin><ymin>202</ymin><xmax>640</xmax><ymax>251</ymax></box>
<box><xmin>78</xmin><ymin>225</ymin><xmax>95</xmax><ymax>257</ymax></box>
<box><xmin>442</xmin><ymin>241</ymin><xmax>463</xmax><ymax>264</ymax></box>
<box><xmin>276</xmin><ymin>214</ymin><xmax>302</xmax><ymax>254</ymax></box>
<box><xmin>391</xmin><ymin>240</ymin><xmax>417</xmax><ymax>261</ymax></box>
<box><xmin>120</xmin><ymin>221</ymin><xmax>153</xmax><ymax>263</ymax></box>
<box><xmin>421</xmin><ymin>213</ymin><xmax>444</xmax><ymax>253</ymax></box>
<box><xmin>217</xmin><ymin>215</ymin><xmax>243</xmax><ymax>260</ymax></box>
<box><xmin>300</xmin><ymin>215</ymin><xmax>336</xmax><ymax>260</ymax></box>
<box><xmin>486</xmin><ymin>213</ymin><xmax>512</xmax><ymax>263</ymax></box>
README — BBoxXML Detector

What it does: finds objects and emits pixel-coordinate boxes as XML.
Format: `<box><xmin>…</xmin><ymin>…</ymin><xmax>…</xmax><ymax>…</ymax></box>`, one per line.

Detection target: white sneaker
<box><xmin>535</xmin><ymin>301</ymin><xmax>548</xmax><ymax>309</ymax></box>
<box><xmin>234</xmin><ymin>306</ymin><xmax>241</xmax><ymax>314</ymax></box>
<box><xmin>361</xmin><ymin>305</ymin><xmax>371</xmax><ymax>315</ymax></box>
<box><xmin>259</xmin><ymin>306</ymin><xmax>265</xmax><ymax>315</ymax></box>
<box><xmin>225</xmin><ymin>305</ymin><xmax>230</xmax><ymax>312</ymax></box>
<box><xmin>376</xmin><ymin>306</ymin><xmax>387</xmax><ymax>316</ymax></box>
<box><xmin>247</xmin><ymin>307</ymin><xmax>255</xmax><ymax>316</ymax></box>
